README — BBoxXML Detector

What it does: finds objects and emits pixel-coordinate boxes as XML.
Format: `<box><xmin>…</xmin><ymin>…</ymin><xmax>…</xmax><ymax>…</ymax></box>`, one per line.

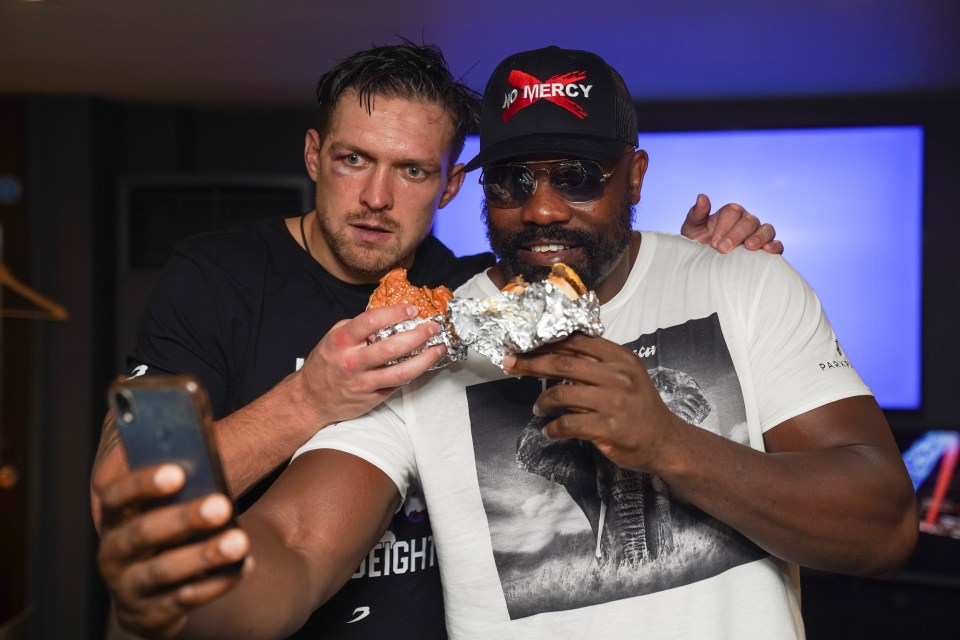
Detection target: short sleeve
<box><xmin>127</xmin><ymin>244</ymin><xmax>234</xmax><ymax>417</ymax></box>
<box><xmin>744</xmin><ymin>256</ymin><xmax>872</xmax><ymax>432</ymax></box>
<box><xmin>293</xmin><ymin>396</ymin><xmax>418</xmax><ymax>503</ymax></box>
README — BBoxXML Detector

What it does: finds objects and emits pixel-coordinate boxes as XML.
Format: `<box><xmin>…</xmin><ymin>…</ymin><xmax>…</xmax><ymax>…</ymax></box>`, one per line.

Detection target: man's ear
<box><xmin>437</xmin><ymin>163</ymin><xmax>467</xmax><ymax>209</ymax></box>
<box><xmin>627</xmin><ymin>149</ymin><xmax>649</xmax><ymax>205</ymax></box>
<box><xmin>304</xmin><ymin>129</ymin><xmax>322</xmax><ymax>181</ymax></box>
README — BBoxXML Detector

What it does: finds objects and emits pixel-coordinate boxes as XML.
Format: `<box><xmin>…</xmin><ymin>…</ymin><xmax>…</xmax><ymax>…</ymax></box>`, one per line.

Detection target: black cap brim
<box><xmin>463</xmin><ymin>134</ymin><xmax>630</xmax><ymax>172</ymax></box>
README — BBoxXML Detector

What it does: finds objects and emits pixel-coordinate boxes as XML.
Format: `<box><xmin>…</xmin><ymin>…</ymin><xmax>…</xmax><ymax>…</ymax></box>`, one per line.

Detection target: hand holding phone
<box><xmin>107</xmin><ymin>374</ymin><xmax>243</xmax><ymax>574</ymax></box>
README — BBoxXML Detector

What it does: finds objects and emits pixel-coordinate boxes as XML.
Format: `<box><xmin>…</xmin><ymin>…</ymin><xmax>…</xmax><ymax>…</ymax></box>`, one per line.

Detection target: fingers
<box><xmin>99</xmin><ymin>465</ymin><xmax>185</xmax><ymax>528</ymax></box>
<box><xmin>326</xmin><ymin>305</ymin><xmax>443</xmax><ymax>375</ymax></box>
<box><xmin>684</xmin><ymin>193</ymin><xmax>711</xmax><ymax>226</ymax></box>
<box><xmin>335</xmin><ymin>304</ymin><xmax>420</xmax><ymax>346</ymax></box>
<box><xmin>119</xmin><ymin>526</ymin><xmax>247</xmax><ymax>595</ymax></box>
<box><xmin>679</xmin><ymin>196</ymin><xmax>781</xmax><ymax>255</ymax></box>
<box><xmin>743</xmin><ymin>222</ymin><xmax>779</xmax><ymax>254</ymax></box>
<box><xmin>679</xmin><ymin>194</ymin><xmax>712</xmax><ymax>240</ymax></box>
<box><xmin>110</xmin><ymin>527</ymin><xmax>248</xmax><ymax>639</ymax></box>
<box><xmin>99</xmin><ymin>489</ymin><xmax>249</xmax><ymax>637</ymax></box>
<box><xmin>358</xmin><ymin>319</ymin><xmax>443</xmax><ymax>369</ymax></box>
<box><xmin>105</xmin><ymin>493</ymin><xmax>237</xmax><ymax>563</ymax></box>
<box><xmin>708</xmin><ymin>204</ymin><xmax>759</xmax><ymax>253</ymax></box>
<box><xmin>710</xmin><ymin>205</ymin><xmax>782</xmax><ymax>255</ymax></box>
<box><xmin>367</xmin><ymin>342</ymin><xmax>447</xmax><ymax>388</ymax></box>
<box><xmin>532</xmin><ymin>381</ymin><xmax>597</xmax><ymax>418</ymax></box>
<box><xmin>762</xmin><ymin>239</ymin><xmax>785</xmax><ymax>255</ymax></box>
<box><xmin>502</xmin><ymin>335</ymin><xmax>620</xmax><ymax>378</ymax></box>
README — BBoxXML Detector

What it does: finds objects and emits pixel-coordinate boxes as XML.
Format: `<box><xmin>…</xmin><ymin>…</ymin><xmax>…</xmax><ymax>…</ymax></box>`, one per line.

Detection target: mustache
<box><xmin>491</xmin><ymin>225</ymin><xmax>593</xmax><ymax>252</ymax></box>
<box><xmin>343</xmin><ymin>209</ymin><xmax>401</xmax><ymax>234</ymax></box>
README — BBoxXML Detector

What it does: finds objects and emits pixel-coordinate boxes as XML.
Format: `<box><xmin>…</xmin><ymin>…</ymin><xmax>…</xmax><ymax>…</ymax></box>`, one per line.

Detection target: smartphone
<box><xmin>107</xmin><ymin>374</ymin><xmax>243</xmax><ymax>573</ymax></box>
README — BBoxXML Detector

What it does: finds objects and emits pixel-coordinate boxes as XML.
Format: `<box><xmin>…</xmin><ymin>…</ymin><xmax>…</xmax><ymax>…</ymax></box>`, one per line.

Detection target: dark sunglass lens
<box><xmin>483</xmin><ymin>166</ymin><xmax>533</xmax><ymax>208</ymax></box>
<box><xmin>550</xmin><ymin>161</ymin><xmax>605</xmax><ymax>202</ymax></box>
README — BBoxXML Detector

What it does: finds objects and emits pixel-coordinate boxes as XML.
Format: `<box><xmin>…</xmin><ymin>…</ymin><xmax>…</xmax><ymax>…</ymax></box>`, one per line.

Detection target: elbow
<box><xmin>863</xmin><ymin>491</ymin><xmax>920</xmax><ymax>580</ymax></box>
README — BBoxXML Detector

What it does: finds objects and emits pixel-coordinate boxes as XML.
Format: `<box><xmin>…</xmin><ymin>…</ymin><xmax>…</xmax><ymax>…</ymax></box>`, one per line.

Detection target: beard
<box><xmin>315</xmin><ymin>208</ymin><xmax>415</xmax><ymax>278</ymax></box>
<box><xmin>483</xmin><ymin>196</ymin><xmax>636</xmax><ymax>291</ymax></box>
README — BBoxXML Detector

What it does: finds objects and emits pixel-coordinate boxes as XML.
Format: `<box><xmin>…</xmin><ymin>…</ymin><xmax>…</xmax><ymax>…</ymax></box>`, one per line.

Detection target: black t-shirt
<box><xmin>128</xmin><ymin>215</ymin><xmax>496</xmax><ymax>639</ymax></box>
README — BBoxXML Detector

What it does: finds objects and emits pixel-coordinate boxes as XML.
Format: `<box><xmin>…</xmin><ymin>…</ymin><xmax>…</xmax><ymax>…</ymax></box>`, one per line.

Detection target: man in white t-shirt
<box><xmin>94</xmin><ymin>47</ymin><xmax>917</xmax><ymax>639</ymax></box>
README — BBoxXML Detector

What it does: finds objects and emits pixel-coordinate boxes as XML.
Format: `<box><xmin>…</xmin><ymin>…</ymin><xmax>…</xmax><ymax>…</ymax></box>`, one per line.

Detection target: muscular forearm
<box><xmin>174</xmin><ymin>516</ymin><xmax>321</xmax><ymax>639</ymax></box>
<box><xmin>177</xmin><ymin>451</ymin><xmax>399</xmax><ymax>639</ymax></box>
<box><xmin>213</xmin><ymin>307</ymin><xmax>444</xmax><ymax>497</ymax></box>
<box><xmin>211</xmin><ymin>371</ymin><xmax>333</xmax><ymax>498</ymax></box>
<box><xmin>655</xmin><ymin>400</ymin><xmax>918</xmax><ymax>577</ymax></box>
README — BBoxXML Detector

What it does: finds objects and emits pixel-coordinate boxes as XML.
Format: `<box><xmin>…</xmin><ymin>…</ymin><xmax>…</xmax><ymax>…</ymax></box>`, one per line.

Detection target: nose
<box><xmin>360</xmin><ymin>166</ymin><xmax>393</xmax><ymax>212</ymax></box>
<box><xmin>519</xmin><ymin>172</ymin><xmax>573</xmax><ymax>226</ymax></box>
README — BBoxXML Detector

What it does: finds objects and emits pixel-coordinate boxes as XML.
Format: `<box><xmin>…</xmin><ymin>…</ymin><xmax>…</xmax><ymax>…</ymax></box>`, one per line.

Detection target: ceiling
<box><xmin>1</xmin><ymin>0</ymin><xmax>958</xmax><ymax>109</ymax></box>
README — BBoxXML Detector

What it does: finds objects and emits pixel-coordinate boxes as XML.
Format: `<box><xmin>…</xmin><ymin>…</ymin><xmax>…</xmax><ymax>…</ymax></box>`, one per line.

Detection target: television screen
<box><xmin>897</xmin><ymin>429</ymin><xmax>960</xmax><ymax>585</ymax></box>
<box><xmin>902</xmin><ymin>430</ymin><xmax>960</xmax><ymax>538</ymax></box>
<box><xmin>434</xmin><ymin>126</ymin><xmax>924</xmax><ymax>411</ymax></box>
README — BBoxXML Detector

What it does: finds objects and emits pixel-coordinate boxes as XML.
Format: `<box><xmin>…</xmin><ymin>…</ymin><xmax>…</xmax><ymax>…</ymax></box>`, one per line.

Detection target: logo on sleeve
<box><xmin>818</xmin><ymin>339</ymin><xmax>853</xmax><ymax>371</ymax></box>
<box><xmin>126</xmin><ymin>365</ymin><xmax>148</xmax><ymax>379</ymax></box>
<box><xmin>347</xmin><ymin>607</ymin><xmax>370</xmax><ymax>624</ymax></box>
<box><xmin>501</xmin><ymin>69</ymin><xmax>592</xmax><ymax>122</ymax></box>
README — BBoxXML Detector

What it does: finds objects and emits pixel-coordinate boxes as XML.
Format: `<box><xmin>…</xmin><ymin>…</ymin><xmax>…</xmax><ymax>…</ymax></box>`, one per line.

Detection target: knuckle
<box><xmin>611</xmin><ymin>368</ymin><xmax>633</xmax><ymax>389</ymax></box>
<box><xmin>140</xmin><ymin>555</ymin><xmax>177</xmax><ymax>590</ymax></box>
<box><xmin>552</xmin><ymin>414</ymin><xmax>574</xmax><ymax>437</ymax></box>
<box><xmin>720</xmin><ymin>203</ymin><xmax>740</xmax><ymax>215</ymax></box>
<box><xmin>550</xmin><ymin>384</ymin><xmax>570</xmax><ymax>404</ymax></box>
<box><xmin>329</xmin><ymin>325</ymin><xmax>354</xmax><ymax>349</ymax></box>
<box><xmin>341</xmin><ymin>354</ymin><xmax>361</xmax><ymax>374</ymax></box>
<box><xmin>127</xmin><ymin>514</ymin><xmax>153</xmax><ymax>546</ymax></box>
<box><xmin>551</xmin><ymin>355</ymin><xmax>577</xmax><ymax>375</ymax></box>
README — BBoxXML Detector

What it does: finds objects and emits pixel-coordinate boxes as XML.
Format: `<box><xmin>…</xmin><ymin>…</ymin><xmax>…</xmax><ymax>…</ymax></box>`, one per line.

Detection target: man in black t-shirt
<box><xmin>91</xmin><ymin>43</ymin><xmax>781</xmax><ymax>639</ymax></box>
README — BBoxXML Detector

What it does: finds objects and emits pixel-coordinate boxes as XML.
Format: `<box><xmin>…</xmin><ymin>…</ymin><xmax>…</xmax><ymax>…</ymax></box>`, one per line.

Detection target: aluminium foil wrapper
<box><xmin>369</xmin><ymin>314</ymin><xmax>467</xmax><ymax>371</ymax></box>
<box><xmin>448</xmin><ymin>280</ymin><xmax>604</xmax><ymax>367</ymax></box>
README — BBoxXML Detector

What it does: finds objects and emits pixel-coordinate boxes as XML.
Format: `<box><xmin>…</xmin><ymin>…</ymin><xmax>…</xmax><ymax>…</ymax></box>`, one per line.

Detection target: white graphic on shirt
<box><xmin>127</xmin><ymin>365</ymin><xmax>148</xmax><ymax>379</ymax></box>
<box><xmin>346</xmin><ymin>607</ymin><xmax>370</xmax><ymax>624</ymax></box>
<box><xmin>468</xmin><ymin>314</ymin><xmax>765</xmax><ymax>620</ymax></box>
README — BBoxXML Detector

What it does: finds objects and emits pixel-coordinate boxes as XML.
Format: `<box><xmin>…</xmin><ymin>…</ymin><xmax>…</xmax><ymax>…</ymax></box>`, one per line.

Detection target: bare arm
<box><xmin>503</xmin><ymin>336</ymin><xmax>917</xmax><ymax>577</ymax></box>
<box><xmin>96</xmin><ymin>450</ymin><xmax>398</xmax><ymax>639</ymax></box>
<box><xmin>91</xmin><ymin>303</ymin><xmax>442</xmax><ymax>530</ymax></box>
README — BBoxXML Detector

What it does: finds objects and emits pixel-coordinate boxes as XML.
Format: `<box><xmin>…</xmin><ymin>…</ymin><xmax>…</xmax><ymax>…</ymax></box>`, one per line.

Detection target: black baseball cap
<box><xmin>463</xmin><ymin>46</ymin><xmax>638</xmax><ymax>172</ymax></box>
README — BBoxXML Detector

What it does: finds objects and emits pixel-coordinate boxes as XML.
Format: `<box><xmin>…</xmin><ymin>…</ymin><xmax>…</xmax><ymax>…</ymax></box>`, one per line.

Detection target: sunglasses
<box><xmin>479</xmin><ymin>153</ymin><xmax>631</xmax><ymax>209</ymax></box>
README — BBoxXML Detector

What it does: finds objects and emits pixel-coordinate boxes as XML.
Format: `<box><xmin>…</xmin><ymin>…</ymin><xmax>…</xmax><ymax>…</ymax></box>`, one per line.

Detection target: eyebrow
<box><xmin>328</xmin><ymin>142</ymin><xmax>444</xmax><ymax>172</ymax></box>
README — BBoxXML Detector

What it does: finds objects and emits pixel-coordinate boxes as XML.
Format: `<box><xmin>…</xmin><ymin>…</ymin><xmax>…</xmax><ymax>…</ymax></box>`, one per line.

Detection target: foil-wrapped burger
<box><xmin>367</xmin><ymin>263</ymin><xmax>604</xmax><ymax>370</ymax></box>
<box><xmin>366</xmin><ymin>269</ymin><xmax>467</xmax><ymax>370</ymax></box>
<box><xmin>448</xmin><ymin>263</ymin><xmax>604</xmax><ymax>367</ymax></box>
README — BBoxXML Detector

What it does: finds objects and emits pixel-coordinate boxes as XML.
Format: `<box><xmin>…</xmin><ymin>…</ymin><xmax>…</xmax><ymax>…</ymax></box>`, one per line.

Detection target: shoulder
<box><xmin>170</xmin><ymin>216</ymin><xmax>290</xmax><ymax>278</ymax></box>
<box><xmin>648</xmin><ymin>232</ymin><xmax>784</xmax><ymax>277</ymax></box>
<box><xmin>176</xmin><ymin>217</ymin><xmax>284</xmax><ymax>259</ymax></box>
<box><xmin>636</xmin><ymin>232</ymin><xmax>807</xmax><ymax>315</ymax></box>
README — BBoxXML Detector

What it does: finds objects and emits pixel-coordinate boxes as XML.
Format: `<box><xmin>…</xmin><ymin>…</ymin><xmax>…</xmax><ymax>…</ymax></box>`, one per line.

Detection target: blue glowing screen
<box><xmin>433</xmin><ymin>126</ymin><xmax>923</xmax><ymax>410</ymax></box>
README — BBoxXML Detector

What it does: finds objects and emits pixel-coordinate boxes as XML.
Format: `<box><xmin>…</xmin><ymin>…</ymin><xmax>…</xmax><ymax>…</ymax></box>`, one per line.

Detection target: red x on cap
<box><xmin>463</xmin><ymin>46</ymin><xmax>638</xmax><ymax>172</ymax></box>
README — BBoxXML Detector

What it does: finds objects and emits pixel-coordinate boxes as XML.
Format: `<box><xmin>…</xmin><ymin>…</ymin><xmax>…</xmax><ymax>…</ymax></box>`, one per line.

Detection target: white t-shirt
<box><xmin>296</xmin><ymin>232</ymin><xmax>870</xmax><ymax>639</ymax></box>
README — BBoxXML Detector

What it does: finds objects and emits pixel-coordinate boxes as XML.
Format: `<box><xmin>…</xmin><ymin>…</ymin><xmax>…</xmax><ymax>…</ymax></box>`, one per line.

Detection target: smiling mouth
<box><xmin>527</xmin><ymin>243</ymin><xmax>573</xmax><ymax>253</ymax></box>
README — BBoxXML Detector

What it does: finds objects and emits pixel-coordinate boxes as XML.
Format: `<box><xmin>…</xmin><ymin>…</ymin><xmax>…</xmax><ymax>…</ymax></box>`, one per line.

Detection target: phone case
<box><xmin>107</xmin><ymin>375</ymin><xmax>230</xmax><ymax>508</ymax></box>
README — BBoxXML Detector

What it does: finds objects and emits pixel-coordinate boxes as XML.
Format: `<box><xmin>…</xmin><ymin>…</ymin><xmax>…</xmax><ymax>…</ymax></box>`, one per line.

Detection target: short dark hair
<box><xmin>315</xmin><ymin>43</ymin><xmax>479</xmax><ymax>165</ymax></box>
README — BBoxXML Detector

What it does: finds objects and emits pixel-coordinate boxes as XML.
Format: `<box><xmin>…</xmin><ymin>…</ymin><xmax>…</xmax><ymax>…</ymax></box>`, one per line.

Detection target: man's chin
<box><xmin>339</xmin><ymin>247</ymin><xmax>407</xmax><ymax>279</ymax></box>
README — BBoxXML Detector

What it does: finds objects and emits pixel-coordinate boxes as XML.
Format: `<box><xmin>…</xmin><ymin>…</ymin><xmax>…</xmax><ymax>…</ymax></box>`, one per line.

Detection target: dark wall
<box><xmin>4</xmin><ymin>91</ymin><xmax>958</xmax><ymax>638</ymax></box>
<box><xmin>7</xmin><ymin>96</ymin><xmax>313</xmax><ymax>639</ymax></box>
